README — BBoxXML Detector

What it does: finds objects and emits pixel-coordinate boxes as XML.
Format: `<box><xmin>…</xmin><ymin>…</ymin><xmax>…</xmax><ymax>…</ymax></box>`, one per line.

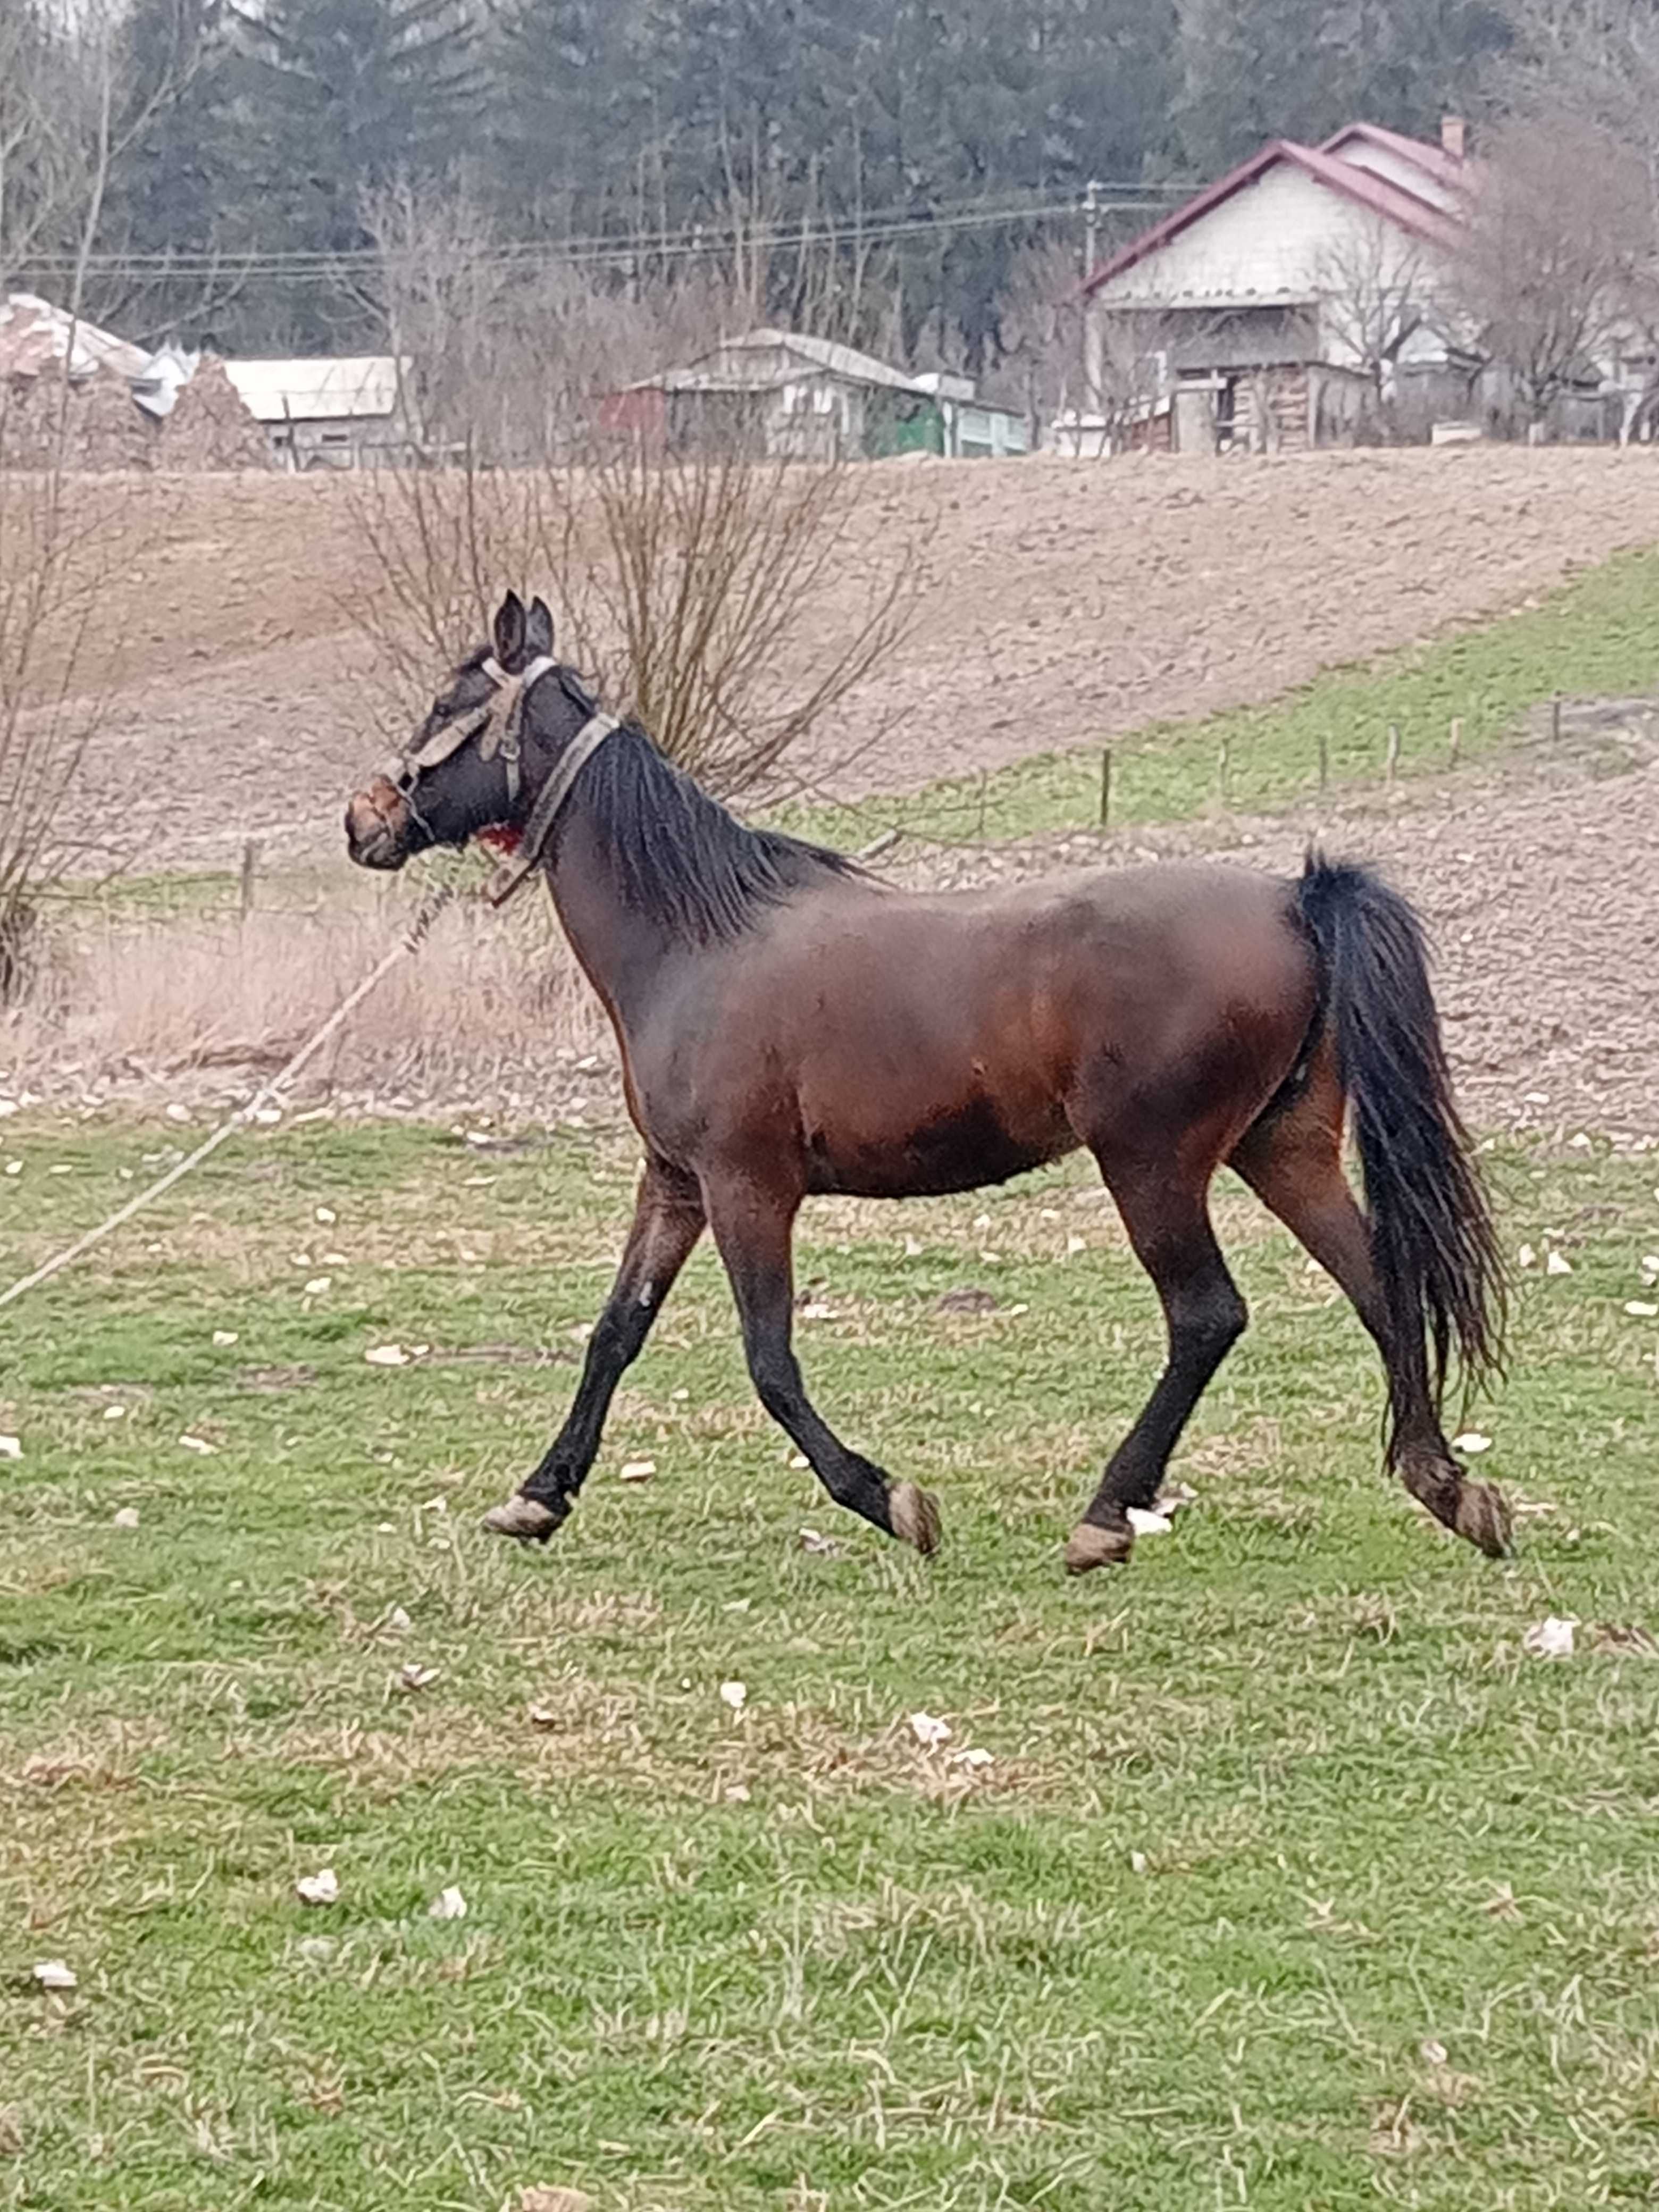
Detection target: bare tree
<box><xmin>1317</xmin><ymin>223</ymin><xmax>1431</xmax><ymax>433</ymax></box>
<box><xmin>361</xmin><ymin>182</ymin><xmax>736</xmax><ymax>465</ymax></box>
<box><xmin>994</xmin><ymin>238</ymin><xmax>1087</xmax><ymax>445</ymax></box>
<box><xmin>1492</xmin><ymin>0</ymin><xmax>1659</xmax><ymax>436</ymax></box>
<box><xmin>1449</xmin><ymin>111</ymin><xmax>1650</xmax><ymax>433</ymax></box>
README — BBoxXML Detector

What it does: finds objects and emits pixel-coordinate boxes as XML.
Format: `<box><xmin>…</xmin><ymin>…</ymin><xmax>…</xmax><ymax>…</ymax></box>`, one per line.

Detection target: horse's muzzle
<box><xmin>345</xmin><ymin>781</ymin><xmax>412</xmax><ymax>870</ymax></box>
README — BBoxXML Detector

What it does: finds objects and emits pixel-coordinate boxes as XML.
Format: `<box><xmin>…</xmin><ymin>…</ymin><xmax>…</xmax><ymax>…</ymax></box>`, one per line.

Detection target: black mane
<box><xmin>564</xmin><ymin>710</ymin><xmax>858</xmax><ymax>945</ymax></box>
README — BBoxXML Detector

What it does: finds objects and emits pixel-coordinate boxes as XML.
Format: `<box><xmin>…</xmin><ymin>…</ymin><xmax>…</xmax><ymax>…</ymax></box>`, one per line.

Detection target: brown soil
<box><xmin>58</xmin><ymin>445</ymin><xmax>1659</xmax><ymax>867</ymax></box>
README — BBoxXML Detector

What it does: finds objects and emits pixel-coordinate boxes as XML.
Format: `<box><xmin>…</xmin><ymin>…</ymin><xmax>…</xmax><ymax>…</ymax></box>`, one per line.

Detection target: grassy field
<box><xmin>4</xmin><ymin>1118</ymin><xmax>1659</xmax><ymax>2210</ymax></box>
<box><xmin>792</xmin><ymin>540</ymin><xmax>1659</xmax><ymax>850</ymax></box>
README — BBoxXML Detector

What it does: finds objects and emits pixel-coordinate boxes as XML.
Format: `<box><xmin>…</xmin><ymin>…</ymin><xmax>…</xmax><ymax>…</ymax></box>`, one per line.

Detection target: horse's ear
<box><xmin>492</xmin><ymin>591</ymin><xmax>526</xmax><ymax>668</ymax></box>
<box><xmin>525</xmin><ymin>596</ymin><xmax>554</xmax><ymax>659</ymax></box>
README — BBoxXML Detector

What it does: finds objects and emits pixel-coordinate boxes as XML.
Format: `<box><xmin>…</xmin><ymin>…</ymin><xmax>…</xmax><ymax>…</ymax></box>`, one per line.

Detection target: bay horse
<box><xmin>346</xmin><ymin>591</ymin><xmax>1508</xmax><ymax>1572</ymax></box>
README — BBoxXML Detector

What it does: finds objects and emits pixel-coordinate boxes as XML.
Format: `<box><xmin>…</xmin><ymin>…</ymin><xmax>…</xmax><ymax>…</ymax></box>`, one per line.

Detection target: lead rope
<box><xmin>0</xmin><ymin>866</ymin><xmax>462</xmax><ymax>1314</ymax></box>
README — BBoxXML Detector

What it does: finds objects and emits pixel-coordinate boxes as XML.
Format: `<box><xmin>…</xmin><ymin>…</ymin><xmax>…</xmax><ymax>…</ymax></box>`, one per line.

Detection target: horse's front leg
<box><xmin>482</xmin><ymin>1159</ymin><xmax>706</xmax><ymax>1542</ymax></box>
<box><xmin>702</xmin><ymin>1167</ymin><xmax>941</xmax><ymax>1555</ymax></box>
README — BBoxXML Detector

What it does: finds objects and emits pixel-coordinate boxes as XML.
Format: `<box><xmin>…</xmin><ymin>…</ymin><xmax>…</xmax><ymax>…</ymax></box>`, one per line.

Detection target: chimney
<box><xmin>1440</xmin><ymin>114</ymin><xmax>1468</xmax><ymax>162</ymax></box>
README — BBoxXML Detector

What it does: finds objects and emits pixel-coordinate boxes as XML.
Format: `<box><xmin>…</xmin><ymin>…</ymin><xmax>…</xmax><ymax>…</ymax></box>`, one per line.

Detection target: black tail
<box><xmin>1293</xmin><ymin>852</ymin><xmax>1506</xmax><ymax>1460</ymax></box>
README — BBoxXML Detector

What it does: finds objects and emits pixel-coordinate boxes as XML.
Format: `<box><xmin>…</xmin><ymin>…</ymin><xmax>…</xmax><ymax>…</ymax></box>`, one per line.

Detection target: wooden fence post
<box><xmin>1449</xmin><ymin>716</ymin><xmax>1462</xmax><ymax>766</ymax></box>
<box><xmin>1098</xmin><ymin>747</ymin><xmax>1112</xmax><ymax>830</ymax></box>
<box><xmin>1385</xmin><ymin>723</ymin><xmax>1400</xmax><ymax>784</ymax></box>
<box><xmin>239</xmin><ymin>839</ymin><xmax>261</xmax><ymax>923</ymax></box>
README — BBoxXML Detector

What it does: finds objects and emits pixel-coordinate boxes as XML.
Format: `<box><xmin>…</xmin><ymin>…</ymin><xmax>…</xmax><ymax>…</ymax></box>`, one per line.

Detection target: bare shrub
<box><xmin>0</xmin><ymin>463</ymin><xmax>119</xmax><ymax>998</ymax></box>
<box><xmin>349</xmin><ymin>186</ymin><xmax>920</xmax><ymax>799</ymax></box>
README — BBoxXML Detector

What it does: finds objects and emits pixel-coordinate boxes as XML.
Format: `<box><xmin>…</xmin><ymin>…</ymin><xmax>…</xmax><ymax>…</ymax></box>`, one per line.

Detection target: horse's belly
<box><xmin>803</xmin><ymin>1092</ymin><xmax>1070</xmax><ymax>1198</ymax></box>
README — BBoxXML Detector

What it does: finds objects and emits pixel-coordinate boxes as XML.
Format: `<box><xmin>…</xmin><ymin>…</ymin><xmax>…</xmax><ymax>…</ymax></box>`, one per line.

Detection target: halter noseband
<box><xmin>383</xmin><ymin>654</ymin><xmax>616</xmax><ymax>905</ymax></box>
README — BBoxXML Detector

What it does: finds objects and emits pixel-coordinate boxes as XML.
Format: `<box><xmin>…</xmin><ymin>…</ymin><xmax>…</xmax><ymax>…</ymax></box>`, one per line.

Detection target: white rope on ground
<box><xmin>0</xmin><ymin>877</ymin><xmax>458</xmax><ymax>1314</ymax></box>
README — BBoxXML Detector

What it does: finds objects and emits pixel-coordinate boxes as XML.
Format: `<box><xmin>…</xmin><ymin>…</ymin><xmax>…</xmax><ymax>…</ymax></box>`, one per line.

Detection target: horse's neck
<box><xmin>543</xmin><ymin>805</ymin><xmax>671</xmax><ymax>1035</ymax></box>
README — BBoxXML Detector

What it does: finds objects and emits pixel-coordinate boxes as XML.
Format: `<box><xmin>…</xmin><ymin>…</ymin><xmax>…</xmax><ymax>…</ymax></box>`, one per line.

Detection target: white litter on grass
<box><xmin>178</xmin><ymin>1434</ymin><xmax>216</xmax><ymax>1455</ymax></box>
<box><xmin>903</xmin><ymin>1235</ymin><xmax>923</xmax><ymax>1257</ymax></box>
<box><xmin>296</xmin><ymin>1869</ymin><xmax>340</xmax><ymax>1905</ymax></box>
<box><xmin>0</xmin><ymin>1435</ymin><xmax>20</xmax><ymax>1460</ymax></box>
<box><xmin>1420</xmin><ymin>2038</ymin><xmax>1448</xmax><ymax>2067</ymax></box>
<box><xmin>302</xmin><ymin>1277</ymin><xmax>332</xmax><ymax>1297</ymax></box>
<box><xmin>1126</xmin><ymin>1506</ymin><xmax>1172</xmax><ymax>1536</ymax></box>
<box><xmin>384</xmin><ymin>1605</ymin><xmax>412</xmax><ymax>1633</ymax></box>
<box><xmin>1546</xmin><ymin>1251</ymin><xmax>1573</xmax><ymax>1277</ymax></box>
<box><xmin>428</xmin><ymin>1886</ymin><xmax>467</xmax><ymax>1922</ymax></box>
<box><xmin>618</xmin><ymin>1458</ymin><xmax>656</xmax><ymax>1483</ymax></box>
<box><xmin>212</xmin><ymin>1329</ymin><xmax>238</xmax><ymax>1347</ymax></box>
<box><xmin>719</xmin><ymin>1680</ymin><xmax>747</xmax><ymax>1713</ymax></box>
<box><xmin>1066</xmin><ymin>1235</ymin><xmax>1086</xmax><ymax>1256</ymax></box>
<box><xmin>798</xmin><ymin>1301</ymin><xmax>837</xmax><ymax>1321</ymax></box>
<box><xmin>1128</xmin><ymin>1850</ymin><xmax>1149</xmax><ymax>1875</ymax></box>
<box><xmin>3</xmin><ymin>1160</ymin><xmax>20</xmax><ymax>1175</ymax></box>
<box><xmin>32</xmin><ymin>1959</ymin><xmax>77</xmax><ymax>1990</ymax></box>
<box><xmin>103</xmin><ymin>1404</ymin><xmax>125</xmax><ymax>1421</ymax></box>
<box><xmin>1516</xmin><ymin>1243</ymin><xmax>1536</xmax><ymax>1269</ymax></box>
<box><xmin>398</xmin><ymin>1663</ymin><xmax>440</xmax><ymax>1691</ymax></box>
<box><xmin>527</xmin><ymin>1703</ymin><xmax>558</xmax><ymax>1729</ymax></box>
<box><xmin>909</xmin><ymin>1711</ymin><xmax>951</xmax><ymax>1750</ymax></box>
<box><xmin>1452</xmin><ymin>1432</ymin><xmax>1493</xmax><ymax>1455</ymax></box>
<box><xmin>1523</xmin><ymin>1617</ymin><xmax>1576</xmax><ymax>1660</ymax></box>
<box><xmin>364</xmin><ymin>1344</ymin><xmax>409</xmax><ymax>1367</ymax></box>
<box><xmin>799</xmin><ymin>1527</ymin><xmax>841</xmax><ymax>1555</ymax></box>
<box><xmin>111</xmin><ymin>1507</ymin><xmax>140</xmax><ymax>1529</ymax></box>
<box><xmin>1624</xmin><ymin>1301</ymin><xmax>1658</xmax><ymax>1319</ymax></box>
<box><xmin>949</xmin><ymin>1746</ymin><xmax>994</xmax><ymax>1771</ymax></box>
<box><xmin>315</xmin><ymin>1206</ymin><xmax>337</xmax><ymax>1224</ymax></box>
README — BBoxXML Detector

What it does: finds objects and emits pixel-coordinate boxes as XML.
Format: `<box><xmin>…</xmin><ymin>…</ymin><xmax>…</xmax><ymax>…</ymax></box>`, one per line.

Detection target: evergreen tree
<box><xmin>237</xmin><ymin>0</ymin><xmax>484</xmax><ymax>331</ymax></box>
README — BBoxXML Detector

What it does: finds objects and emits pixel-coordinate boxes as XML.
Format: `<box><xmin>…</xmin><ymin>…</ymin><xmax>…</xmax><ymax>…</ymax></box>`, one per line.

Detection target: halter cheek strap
<box><xmin>485</xmin><ymin>709</ymin><xmax>617</xmax><ymax>908</ymax></box>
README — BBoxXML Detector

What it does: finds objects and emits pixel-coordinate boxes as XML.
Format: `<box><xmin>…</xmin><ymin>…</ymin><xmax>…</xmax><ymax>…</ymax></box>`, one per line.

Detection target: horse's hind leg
<box><xmin>701</xmin><ymin>1166</ymin><xmax>941</xmax><ymax>1555</ymax></box>
<box><xmin>1065</xmin><ymin>1161</ymin><xmax>1247</xmax><ymax>1573</ymax></box>
<box><xmin>482</xmin><ymin>1159</ymin><xmax>706</xmax><ymax>1542</ymax></box>
<box><xmin>1229</xmin><ymin>1057</ymin><xmax>1510</xmax><ymax>1556</ymax></box>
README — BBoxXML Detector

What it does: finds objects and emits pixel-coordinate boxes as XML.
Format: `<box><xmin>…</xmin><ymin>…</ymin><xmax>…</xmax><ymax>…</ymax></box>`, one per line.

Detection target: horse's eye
<box><xmin>430</xmin><ymin>697</ymin><xmax>450</xmax><ymax>722</ymax></box>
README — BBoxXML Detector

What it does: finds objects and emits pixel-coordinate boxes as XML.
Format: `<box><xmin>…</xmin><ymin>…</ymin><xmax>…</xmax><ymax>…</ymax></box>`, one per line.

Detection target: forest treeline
<box><xmin>0</xmin><ymin>0</ymin><xmax>1584</xmax><ymax>371</ymax></box>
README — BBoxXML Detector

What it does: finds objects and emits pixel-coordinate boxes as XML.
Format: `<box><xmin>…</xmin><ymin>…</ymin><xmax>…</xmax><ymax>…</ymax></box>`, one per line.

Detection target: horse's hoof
<box><xmin>1064</xmin><ymin>1518</ymin><xmax>1133</xmax><ymax>1574</ymax></box>
<box><xmin>1455</xmin><ymin>1480</ymin><xmax>1512</xmax><ymax>1559</ymax></box>
<box><xmin>890</xmin><ymin>1481</ymin><xmax>942</xmax><ymax>1556</ymax></box>
<box><xmin>480</xmin><ymin>1493</ymin><xmax>565</xmax><ymax>1543</ymax></box>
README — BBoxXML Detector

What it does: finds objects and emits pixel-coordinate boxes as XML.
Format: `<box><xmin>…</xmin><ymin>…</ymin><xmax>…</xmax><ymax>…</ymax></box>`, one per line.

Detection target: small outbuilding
<box><xmin>222</xmin><ymin>356</ymin><xmax>413</xmax><ymax>470</ymax></box>
<box><xmin>606</xmin><ymin>328</ymin><xmax>1030</xmax><ymax>459</ymax></box>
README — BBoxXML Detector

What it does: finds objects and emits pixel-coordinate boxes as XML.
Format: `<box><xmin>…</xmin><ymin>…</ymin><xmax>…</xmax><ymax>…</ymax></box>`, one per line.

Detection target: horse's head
<box><xmin>345</xmin><ymin>590</ymin><xmax>560</xmax><ymax>872</ymax></box>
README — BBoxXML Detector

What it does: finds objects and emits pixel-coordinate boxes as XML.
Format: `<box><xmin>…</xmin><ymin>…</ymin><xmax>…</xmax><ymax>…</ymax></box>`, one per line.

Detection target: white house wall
<box><xmin>1093</xmin><ymin>164</ymin><xmax>1456</xmax><ymax>379</ymax></box>
<box><xmin>1095</xmin><ymin>165</ymin><xmax>1425</xmax><ymax>312</ymax></box>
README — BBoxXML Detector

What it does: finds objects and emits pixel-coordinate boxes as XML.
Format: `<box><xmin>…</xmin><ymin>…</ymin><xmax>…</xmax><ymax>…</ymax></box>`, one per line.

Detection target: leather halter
<box><xmin>384</xmin><ymin>655</ymin><xmax>616</xmax><ymax>907</ymax></box>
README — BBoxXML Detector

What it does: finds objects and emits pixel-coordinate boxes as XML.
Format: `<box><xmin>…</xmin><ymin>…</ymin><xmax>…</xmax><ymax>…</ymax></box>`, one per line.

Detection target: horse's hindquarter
<box><xmin>646</xmin><ymin>866</ymin><xmax>1317</xmax><ymax>1200</ymax></box>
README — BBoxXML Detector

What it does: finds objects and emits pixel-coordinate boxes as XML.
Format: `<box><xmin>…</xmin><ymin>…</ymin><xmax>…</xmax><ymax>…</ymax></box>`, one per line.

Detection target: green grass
<box><xmin>787</xmin><ymin>541</ymin><xmax>1659</xmax><ymax>849</ymax></box>
<box><xmin>4</xmin><ymin>1120</ymin><xmax>1659</xmax><ymax>2209</ymax></box>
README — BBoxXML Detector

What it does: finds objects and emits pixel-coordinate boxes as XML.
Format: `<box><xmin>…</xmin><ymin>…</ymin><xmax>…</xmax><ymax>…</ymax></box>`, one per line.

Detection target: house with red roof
<box><xmin>1073</xmin><ymin>119</ymin><xmax>1479</xmax><ymax>455</ymax></box>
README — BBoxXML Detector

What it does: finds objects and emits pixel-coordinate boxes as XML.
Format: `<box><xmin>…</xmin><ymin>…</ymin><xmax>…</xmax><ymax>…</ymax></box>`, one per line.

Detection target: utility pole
<box><xmin>1082</xmin><ymin>177</ymin><xmax>1103</xmax><ymax>282</ymax></box>
<box><xmin>1081</xmin><ymin>178</ymin><xmax>1105</xmax><ymax>417</ymax></box>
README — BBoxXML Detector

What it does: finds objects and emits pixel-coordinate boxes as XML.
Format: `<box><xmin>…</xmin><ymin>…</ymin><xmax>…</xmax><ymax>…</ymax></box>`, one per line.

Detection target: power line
<box><xmin>16</xmin><ymin>185</ymin><xmax>1188</xmax><ymax>286</ymax></box>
